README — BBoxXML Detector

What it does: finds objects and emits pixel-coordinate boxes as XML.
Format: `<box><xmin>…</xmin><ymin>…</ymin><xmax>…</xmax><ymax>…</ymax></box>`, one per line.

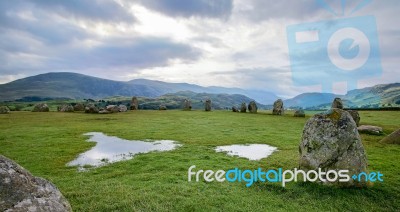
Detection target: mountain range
<box><xmin>0</xmin><ymin>72</ymin><xmax>399</xmax><ymax>109</ymax></box>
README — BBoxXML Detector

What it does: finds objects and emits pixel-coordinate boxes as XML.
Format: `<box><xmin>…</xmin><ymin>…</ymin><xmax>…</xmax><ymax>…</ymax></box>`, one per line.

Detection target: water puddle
<box><xmin>215</xmin><ymin>144</ymin><xmax>277</xmax><ymax>160</ymax></box>
<box><xmin>67</xmin><ymin>132</ymin><xmax>181</xmax><ymax>170</ymax></box>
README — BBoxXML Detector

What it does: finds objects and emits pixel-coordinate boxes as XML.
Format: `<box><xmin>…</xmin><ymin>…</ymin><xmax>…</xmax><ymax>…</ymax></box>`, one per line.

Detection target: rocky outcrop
<box><xmin>0</xmin><ymin>155</ymin><xmax>72</xmax><ymax>211</ymax></box>
<box><xmin>357</xmin><ymin>125</ymin><xmax>383</xmax><ymax>135</ymax></box>
<box><xmin>32</xmin><ymin>103</ymin><xmax>49</xmax><ymax>112</ymax></box>
<box><xmin>0</xmin><ymin>106</ymin><xmax>10</xmax><ymax>114</ymax></box>
<box><xmin>380</xmin><ymin>128</ymin><xmax>400</xmax><ymax>144</ymax></box>
<box><xmin>248</xmin><ymin>101</ymin><xmax>257</xmax><ymax>113</ymax></box>
<box><xmin>240</xmin><ymin>102</ymin><xmax>247</xmax><ymax>113</ymax></box>
<box><xmin>294</xmin><ymin>109</ymin><xmax>305</xmax><ymax>117</ymax></box>
<box><xmin>272</xmin><ymin>99</ymin><xmax>284</xmax><ymax>115</ymax></box>
<box><xmin>331</xmin><ymin>97</ymin><xmax>343</xmax><ymax>109</ymax></box>
<box><xmin>205</xmin><ymin>99</ymin><xmax>211</xmax><ymax>111</ymax></box>
<box><xmin>130</xmin><ymin>97</ymin><xmax>138</xmax><ymax>110</ymax></box>
<box><xmin>299</xmin><ymin>109</ymin><xmax>368</xmax><ymax>187</ymax></box>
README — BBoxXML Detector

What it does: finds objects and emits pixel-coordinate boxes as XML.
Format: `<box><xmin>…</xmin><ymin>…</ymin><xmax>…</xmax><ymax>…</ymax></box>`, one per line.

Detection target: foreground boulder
<box><xmin>357</xmin><ymin>125</ymin><xmax>383</xmax><ymax>135</ymax></box>
<box><xmin>272</xmin><ymin>99</ymin><xmax>284</xmax><ymax>115</ymax></box>
<box><xmin>0</xmin><ymin>155</ymin><xmax>72</xmax><ymax>211</ymax></box>
<box><xmin>380</xmin><ymin>128</ymin><xmax>400</xmax><ymax>144</ymax></box>
<box><xmin>240</xmin><ymin>102</ymin><xmax>247</xmax><ymax>113</ymax></box>
<box><xmin>0</xmin><ymin>106</ymin><xmax>10</xmax><ymax>114</ymax></box>
<box><xmin>248</xmin><ymin>101</ymin><xmax>257</xmax><ymax>113</ymax></box>
<box><xmin>331</xmin><ymin>97</ymin><xmax>343</xmax><ymax>109</ymax></box>
<box><xmin>130</xmin><ymin>97</ymin><xmax>138</xmax><ymax>110</ymax></box>
<box><xmin>294</xmin><ymin>109</ymin><xmax>305</xmax><ymax>117</ymax></box>
<box><xmin>182</xmin><ymin>99</ymin><xmax>192</xmax><ymax>111</ymax></box>
<box><xmin>84</xmin><ymin>103</ymin><xmax>99</xmax><ymax>114</ymax></box>
<box><xmin>58</xmin><ymin>104</ymin><xmax>74</xmax><ymax>112</ymax></box>
<box><xmin>32</xmin><ymin>103</ymin><xmax>49</xmax><ymax>112</ymax></box>
<box><xmin>118</xmin><ymin>104</ymin><xmax>128</xmax><ymax>112</ymax></box>
<box><xmin>347</xmin><ymin>110</ymin><xmax>360</xmax><ymax>126</ymax></box>
<box><xmin>299</xmin><ymin>109</ymin><xmax>368</xmax><ymax>187</ymax></box>
<box><xmin>205</xmin><ymin>99</ymin><xmax>211</xmax><ymax>111</ymax></box>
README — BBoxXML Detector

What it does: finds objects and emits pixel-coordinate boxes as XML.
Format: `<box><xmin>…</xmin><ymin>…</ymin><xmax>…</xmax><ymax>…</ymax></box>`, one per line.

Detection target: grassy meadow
<box><xmin>0</xmin><ymin>110</ymin><xmax>399</xmax><ymax>211</ymax></box>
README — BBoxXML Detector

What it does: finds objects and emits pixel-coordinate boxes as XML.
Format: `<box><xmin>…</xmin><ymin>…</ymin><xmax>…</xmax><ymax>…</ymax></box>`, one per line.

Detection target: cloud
<box><xmin>137</xmin><ymin>0</ymin><xmax>233</xmax><ymax>19</ymax></box>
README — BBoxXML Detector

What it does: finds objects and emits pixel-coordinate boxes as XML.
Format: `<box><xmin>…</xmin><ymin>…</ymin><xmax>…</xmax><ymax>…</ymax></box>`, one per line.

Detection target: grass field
<box><xmin>0</xmin><ymin>110</ymin><xmax>399</xmax><ymax>211</ymax></box>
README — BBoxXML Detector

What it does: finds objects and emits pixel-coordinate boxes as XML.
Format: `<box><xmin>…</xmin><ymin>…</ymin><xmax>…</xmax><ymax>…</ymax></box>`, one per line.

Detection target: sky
<box><xmin>0</xmin><ymin>0</ymin><xmax>399</xmax><ymax>98</ymax></box>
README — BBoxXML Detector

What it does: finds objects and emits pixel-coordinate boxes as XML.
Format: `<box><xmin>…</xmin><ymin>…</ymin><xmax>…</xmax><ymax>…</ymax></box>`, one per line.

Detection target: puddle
<box><xmin>215</xmin><ymin>144</ymin><xmax>277</xmax><ymax>160</ymax></box>
<box><xmin>67</xmin><ymin>132</ymin><xmax>181</xmax><ymax>170</ymax></box>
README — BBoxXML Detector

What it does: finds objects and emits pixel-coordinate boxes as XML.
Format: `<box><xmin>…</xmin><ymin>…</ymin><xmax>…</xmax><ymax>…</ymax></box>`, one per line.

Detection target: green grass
<box><xmin>0</xmin><ymin>110</ymin><xmax>399</xmax><ymax>211</ymax></box>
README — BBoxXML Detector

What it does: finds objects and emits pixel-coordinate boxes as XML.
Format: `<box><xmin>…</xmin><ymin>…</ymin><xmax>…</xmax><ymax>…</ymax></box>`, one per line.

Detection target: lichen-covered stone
<box><xmin>240</xmin><ymin>102</ymin><xmax>246</xmax><ymax>113</ymax></box>
<box><xmin>32</xmin><ymin>103</ymin><xmax>49</xmax><ymax>112</ymax></box>
<box><xmin>205</xmin><ymin>99</ymin><xmax>211</xmax><ymax>111</ymax></box>
<box><xmin>331</xmin><ymin>97</ymin><xmax>343</xmax><ymax>109</ymax></box>
<box><xmin>294</xmin><ymin>109</ymin><xmax>305</xmax><ymax>117</ymax></box>
<box><xmin>272</xmin><ymin>99</ymin><xmax>284</xmax><ymax>115</ymax></box>
<box><xmin>248</xmin><ymin>101</ymin><xmax>257</xmax><ymax>113</ymax></box>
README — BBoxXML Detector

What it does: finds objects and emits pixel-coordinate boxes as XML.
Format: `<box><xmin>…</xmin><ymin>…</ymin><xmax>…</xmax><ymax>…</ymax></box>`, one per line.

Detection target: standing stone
<box><xmin>58</xmin><ymin>104</ymin><xmax>74</xmax><ymax>112</ymax></box>
<box><xmin>118</xmin><ymin>104</ymin><xmax>128</xmax><ymax>112</ymax></box>
<box><xmin>294</xmin><ymin>109</ymin><xmax>305</xmax><ymax>117</ymax></box>
<box><xmin>299</xmin><ymin>109</ymin><xmax>368</xmax><ymax>187</ymax></box>
<box><xmin>347</xmin><ymin>110</ymin><xmax>360</xmax><ymax>126</ymax></box>
<box><xmin>106</xmin><ymin>105</ymin><xmax>119</xmax><ymax>113</ymax></box>
<box><xmin>159</xmin><ymin>105</ymin><xmax>167</xmax><ymax>110</ymax></box>
<box><xmin>0</xmin><ymin>155</ymin><xmax>72</xmax><ymax>211</ymax></box>
<box><xmin>182</xmin><ymin>99</ymin><xmax>192</xmax><ymax>111</ymax></box>
<box><xmin>232</xmin><ymin>106</ymin><xmax>239</xmax><ymax>112</ymax></box>
<box><xmin>240</xmin><ymin>102</ymin><xmax>247</xmax><ymax>113</ymax></box>
<box><xmin>32</xmin><ymin>103</ymin><xmax>49</xmax><ymax>112</ymax></box>
<box><xmin>380</xmin><ymin>128</ymin><xmax>400</xmax><ymax>144</ymax></box>
<box><xmin>0</xmin><ymin>106</ymin><xmax>10</xmax><ymax>114</ymax></box>
<box><xmin>73</xmin><ymin>103</ymin><xmax>85</xmax><ymax>111</ymax></box>
<box><xmin>130</xmin><ymin>97</ymin><xmax>139</xmax><ymax>110</ymax></box>
<box><xmin>272</xmin><ymin>99</ymin><xmax>284</xmax><ymax>115</ymax></box>
<box><xmin>205</xmin><ymin>99</ymin><xmax>212</xmax><ymax>111</ymax></box>
<box><xmin>331</xmin><ymin>97</ymin><xmax>343</xmax><ymax>109</ymax></box>
<box><xmin>248</xmin><ymin>101</ymin><xmax>258</xmax><ymax>113</ymax></box>
<box><xmin>84</xmin><ymin>103</ymin><xmax>99</xmax><ymax>113</ymax></box>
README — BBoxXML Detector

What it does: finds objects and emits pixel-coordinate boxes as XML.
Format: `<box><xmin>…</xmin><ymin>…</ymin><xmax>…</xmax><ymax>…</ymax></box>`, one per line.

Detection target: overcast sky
<box><xmin>0</xmin><ymin>0</ymin><xmax>399</xmax><ymax>97</ymax></box>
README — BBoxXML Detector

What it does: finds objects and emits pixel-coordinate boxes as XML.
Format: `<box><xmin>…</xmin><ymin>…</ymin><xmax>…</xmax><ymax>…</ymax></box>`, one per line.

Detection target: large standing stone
<box><xmin>357</xmin><ymin>125</ymin><xmax>383</xmax><ymax>135</ymax></box>
<box><xmin>0</xmin><ymin>155</ymin><xmax>72</xmax><ymax>211</ymax></box>
<box><xmin>0</xmin><ymin>106</ymin><xmax>10</xmax><ymax>114</ymax></box>
<box><xmin>84</xmin><ymin>103</ymin><xmax>99</xmax><ymax>114</ymax></box>
<box><xmin>294</xmin><ymin>109</ymin><xmax>305</xmax><ymax>117</ymax></box>
<box><xmin>380</xmin><ymin>128</ymin><xmax>400</xmax><ymax>144</ymax></box>
<box><xmin>331</xmin><ymin>97</ymin><xmax>343</xmax><ymax>109</ymax></box>
<box><xmin>182</xmin><ymin>99</ymin><xmax>192</xmax><ymax>111</ymax></box>
<box><xmin>205</xmin><ymin>99</ymin><xmax>211</xmax><ymax>111</ymax></box>
<box><xmin>299</xmin><ymin>109</ymin><xmax>368</xmax><ymax>187</ymax></box>
<box><xmin>272</xmin><ymin>99</ymin><xmax>284</xmax><ymax>115</ymax></box>
<box><xmin>240</xmin><ymin>102</ymin><xmax>247</xmax><ymax>113</ymax></box>
<box><xmin>248</xmin><ymin>101</ymin><xmax>258</xmax><ymax>113</ymax></box>
<box><xmin>130</xmin><ymin>97</ymin><xmax>138</xmax><ymax>110</ymax></box>
<box><xmin>347</xmin><ymin>110</ymin><xmax>360</xmax><ymax>126</ymax></box>
<box><xmin>58</xmin><ymin>104</ymin><xmax>74</xmax><ymax>112</ymax></box>
<box><xmin>32</xmin><ymin>103</ymin><xmax>49</xmax><ymax>112</ymax></box>
<box><xmin>118</xmin><ymin>104</ymin><xmax>128</xmax><ymax>112</ymax></box>
<box><xmin>73</xmin><ymin>103</ymin><xmax>85</xmax><ymax>111</ymax></box>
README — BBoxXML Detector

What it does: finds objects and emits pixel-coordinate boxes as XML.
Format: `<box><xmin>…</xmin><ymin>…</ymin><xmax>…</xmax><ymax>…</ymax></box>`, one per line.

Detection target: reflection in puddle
<box><xmin>215</xmin><ymin>144</ymin><xmax>277</xmax><ymax>160</ymax></box>
<box><xmin>67</xmin><ymin>132</ymin><xmax>181</xmax><ymax>170</ymax></box>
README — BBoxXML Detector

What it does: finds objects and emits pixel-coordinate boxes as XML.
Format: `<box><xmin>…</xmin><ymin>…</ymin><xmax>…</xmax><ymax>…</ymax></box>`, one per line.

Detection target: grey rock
<box><xmin>347</xmin><ymin>110</ymin><xmax>360</xmax><ymax>126</ymax></box>
<box><xmin>106</xmin><ymin>105</ymin><xmax>119</xmax><ymax>113</ymax></box>
<box><xmin>0</xmin><ymin>155</ymin><xmax>72</xmax><ymax>212</ymax></box>
<box><xmin>357</xmin><ymin>125</ymin><xmax>383</xmax><ymax>135</ymax></box>
<box><xmin>380</xmin><ymin>128</ymin><xmax>400</xmax><ymax>144</ymax></box>
<box><xmin>73</xmin><ymin>103</ymin><xmax>85</xmax><ymax>111</ymax></box>
<box><xmin>182</xmin><ymin>99</ymin><xmax>192</xmax><ymax>111</ymax></box>
<box><xmin>98</xmin><ymin>109</ymin><xmax>111</xmax><ymax>114</ymax></box>
<box><xmin>0</xmin><ymin>106</ymin><xmax>10</xmax><ymax>114</ymax></box>
<box><xmin>248</xmin><ymin>101</ymin><xmax>257</xmax><ymax>113</ymax></box>
<box><xmin>232</xmin><ymin>106</ymin><xmax>239</xmax><ymax>112</ymax></box>
<box><xmin>84</xmin><ymin>103</ymin><xmax>99</xmax><ymax>114</ymax></box>
<box><xmin>331</xmin><ymin>97</ymin><xmax>343</xmax><ymax>109</ymax></box>
<box><xmin>240</xmin><ymin>102</ymin><xmax>247</xmax><ymax>113</ymax></box>
<box><xmin>159</xmin><ymin>105</ymin><xmax>167</xmax><ymax>110</ymax></box>
<box><xmin>205</xmin><ymin>99</ymin><xmax>211</xmax><ymax>111</ymax></box>
<box><xmin>118</xmin><ymin>105</ymin><xmax>128</xmax><ymax>112</ymax></box>
<box><xmin>272</xmin><ymin>99</ymin><xmax>284</xmax><ymax>115</ymax></box>
<box><xmin>294</xmin><ymin>109</ymin><xmax>305</xmax><ymax>117</ymax></box>
<box><xmin>299</xmin><ymin>109</ymin><xmax>368</xmax><ymax>187</ymax></box>
<box><xmin>32</xmin><ymin>103</ymin><xmax>49</xmax><ymax>112</ymax></box>
<box><xmin>58</xmin><ymin>105</ymin><xmax>74</xmax><ymax>112</ymax></box>
<box><xmin>130</xmin><ymin>97</ymin><xmax>138</xmax><ymax>110</ymax></box>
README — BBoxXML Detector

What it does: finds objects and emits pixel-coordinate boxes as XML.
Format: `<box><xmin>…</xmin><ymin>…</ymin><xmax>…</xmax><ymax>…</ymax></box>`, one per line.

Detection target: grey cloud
<box><xmin>137</xmin><ymin>0</ymin><xmax>233</xmax><ymax>19</ymax></box>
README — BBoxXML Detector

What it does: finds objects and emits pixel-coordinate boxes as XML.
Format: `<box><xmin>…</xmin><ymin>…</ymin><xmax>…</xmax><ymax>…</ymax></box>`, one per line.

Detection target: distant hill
<box><xmin>284</xmin><ymin>83</ymin><xmax>400</xmax><ymax>109</ymax></box>
<box><xmin>0</xmin><ymin>72</ymin><xmax>278</xmax><ymax>104</ymax></box>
